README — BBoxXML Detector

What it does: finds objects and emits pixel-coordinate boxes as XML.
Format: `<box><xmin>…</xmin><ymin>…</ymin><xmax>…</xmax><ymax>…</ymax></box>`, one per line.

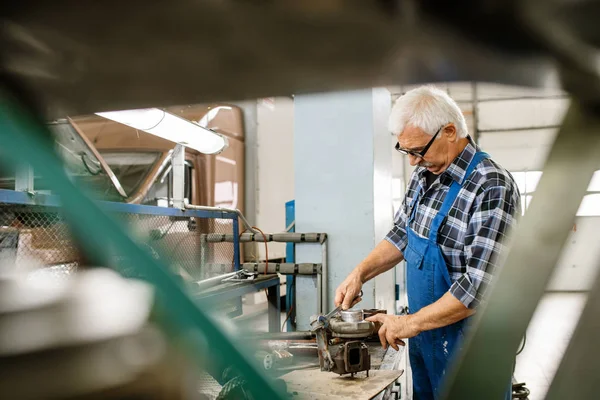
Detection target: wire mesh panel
<box><xmin>122</xmin><ymin>212</ymin><xmax>237</xmax><ymax>281</ymax></box>
<box><xmin>0</xmin><ymin>203</ymin><xmax>81</xmax><ymax>273</ymax></box>
<box><xmin>0</xmin><ymin>194</ymin><xmax>239</xmax><ymax>282</ymax></box>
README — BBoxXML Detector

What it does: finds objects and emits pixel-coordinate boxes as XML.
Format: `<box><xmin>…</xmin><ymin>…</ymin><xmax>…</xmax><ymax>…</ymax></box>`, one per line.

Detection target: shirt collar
<box><xmin>417</xmin><ymin>136</ymin><xmax>479</xmax><ymax>185</ymax></box>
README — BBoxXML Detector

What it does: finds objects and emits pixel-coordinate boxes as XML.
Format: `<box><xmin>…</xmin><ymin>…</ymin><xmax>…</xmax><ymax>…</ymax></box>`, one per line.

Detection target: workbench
<box><xmin>279</xmin><ymin>343</ymin><xmax>405</xmax><ymax>400</ymax></box>
<box><xmin>193</xmin><ymin>274</ymin><xmax>281</xmax><ymax>332</ymax></box>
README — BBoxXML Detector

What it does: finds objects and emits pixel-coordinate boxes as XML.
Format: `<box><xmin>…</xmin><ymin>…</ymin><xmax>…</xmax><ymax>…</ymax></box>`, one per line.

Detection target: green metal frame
<box><xmin>0</xmin><ymin>89</ymin><xmax>283</xmax><ymax>399</ymax></box>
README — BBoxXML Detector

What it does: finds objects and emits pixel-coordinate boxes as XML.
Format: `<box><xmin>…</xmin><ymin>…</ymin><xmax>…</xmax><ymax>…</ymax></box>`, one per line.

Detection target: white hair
<box><xmin>388</xmin><ymin>85</ymin><xmax>468</xmax><ymax>138</ymax></box>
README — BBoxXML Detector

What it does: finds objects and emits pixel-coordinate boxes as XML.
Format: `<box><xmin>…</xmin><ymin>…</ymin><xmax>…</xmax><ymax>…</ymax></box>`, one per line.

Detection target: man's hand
<box><xmin>365</xmin><ymin>314</ymin><xmax>422</xmax><ymax>351</ymax></box>
<box><xmin>334</xmin><ymin>273</ymin><xmax>363</xmax><ymax>310</ymax></box>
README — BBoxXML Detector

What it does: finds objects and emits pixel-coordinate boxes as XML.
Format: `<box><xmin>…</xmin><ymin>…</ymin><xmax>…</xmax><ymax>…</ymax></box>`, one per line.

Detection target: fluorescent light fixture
<box><xmin>96</xmin><ymin>108</ymin><xmax>228</xmax><ymax>154</ymax></box>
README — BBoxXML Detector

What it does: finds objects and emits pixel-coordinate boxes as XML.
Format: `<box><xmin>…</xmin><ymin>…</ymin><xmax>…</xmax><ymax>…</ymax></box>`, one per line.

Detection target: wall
<box><xmin>294</xmin><ymin>89</ymin><xmax>394</xmax><ymax>329</ymax></box>
<box><xmin>254</xmin><ymin>97</ymin><xmax>295</xmax><ymax>260</ymax></box>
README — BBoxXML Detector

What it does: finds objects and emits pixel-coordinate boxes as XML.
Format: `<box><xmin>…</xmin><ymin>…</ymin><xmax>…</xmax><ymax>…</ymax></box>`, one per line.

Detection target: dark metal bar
<box><xmin>0</xmin><ymin>189</ymin><xmax>237</xmax><ymax>219</ymax></box>
<box><xmin>443</xmin><ymin>101</ymin><xmax>600</xmax><ymax>399</ymax></box>
<box><xmin>0</xmin><ymin>188</ymin><xmax>60</xmax><ymax>206</ymax></box>
<box><xmin>103</xmin><ymin>202</ymin><xmax>237</xmax><ymax>219</ymax></box>
<box><xmin>268</xmin><ymin>281</ymin><xmax>281</xmax><ymax>333</ymax></box>
<box><xmin>245</xmin><ymin>331</ymin><xmax>315</xmax><ymax>341</ymax></box>
<box><xmin>232</xmin><ymin>216</ymin><xmax>240</xmax><ymax>271</ymax></box>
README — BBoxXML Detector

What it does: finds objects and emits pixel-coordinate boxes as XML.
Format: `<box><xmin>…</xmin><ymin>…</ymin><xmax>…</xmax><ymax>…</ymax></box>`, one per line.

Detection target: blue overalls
<box><xmin>403</xmin><ymin>151</ymin><xmax>511</xmax><ymax>400</ymax></box>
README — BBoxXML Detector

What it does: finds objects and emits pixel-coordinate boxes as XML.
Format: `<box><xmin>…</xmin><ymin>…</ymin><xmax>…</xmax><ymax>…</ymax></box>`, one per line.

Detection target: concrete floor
<box><xmin>514</xmin><ymin>292</ymin><xmax>587</xmax><ymax>400</ymax></box>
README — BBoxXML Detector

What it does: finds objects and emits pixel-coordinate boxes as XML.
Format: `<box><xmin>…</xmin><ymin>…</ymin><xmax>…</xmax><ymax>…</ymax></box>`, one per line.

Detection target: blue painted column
<box><xmin>294</xmin><ymin>89</ymin><xmax>394</xmax><ymax>329</ymax></box>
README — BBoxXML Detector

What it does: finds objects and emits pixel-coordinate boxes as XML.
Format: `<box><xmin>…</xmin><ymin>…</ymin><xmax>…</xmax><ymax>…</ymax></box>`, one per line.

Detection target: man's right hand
<box><xmin>334</xmin><ymin>273</ymin><xmax>364</xmax><ymax>310</ymax></box>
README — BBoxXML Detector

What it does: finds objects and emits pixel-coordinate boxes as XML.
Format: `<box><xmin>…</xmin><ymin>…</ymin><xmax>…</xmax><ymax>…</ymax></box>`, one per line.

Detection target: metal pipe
<box><xmin>201</xmin><ymin>232</ymin><xmax>327</xmax><ymax>243</ymax></box>
<box><xmin>317</xmin><ymin>267</ymin><xmax>323</xmax><ymax>314</ymax></box>
<box><xmin>244</xmin><ymin>331</ymin><xmax>314</xmax><ymax>341</ymax></box>
<box><xmin>171</xmin><ymin>144</ymin><xmax>185</xmax><ymax>209</ymax></box>
<box><xmin>185</xmin><ymin>203</ymin><xmax>258</xmax><ymax>234</ymax></box>
<box><xmin>195</xmin><ymin>271</ymin><xmax>238</xmax><ymax>291</ymax></box>
<box><xmin>322</xmin><ymin>240</ymin><xmax>328</xmax><ymax>313</ymax></box>
<box><xmin>219</xmin><ymin>263</ymin><xmax>321</xmax><ymax>275</ymax></box>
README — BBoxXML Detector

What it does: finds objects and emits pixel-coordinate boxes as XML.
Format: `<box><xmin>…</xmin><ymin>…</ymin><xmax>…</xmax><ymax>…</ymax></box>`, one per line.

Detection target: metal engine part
<box><xmin>329</xmin><ymin>308</ymin><xmax>386</xmax><ymax>338</ymax></box>
<box><xmin>340</xmin><ymin>310</ymin><xmax>363</xmax><ymax>323</ymax></box>
<box><xmin>329</xmin><ymin>319</ymin><xmax>378</xmax><ymax>339</ymax></box>
<box><xmin>329</xmin><ymin>341</ymin><xmax>371</xmax><ymax>377</ymax></box>
<box><xmin>310</xmin><ymin>308</ymin><xmax>385</xmax><ymax>376</ymax></box>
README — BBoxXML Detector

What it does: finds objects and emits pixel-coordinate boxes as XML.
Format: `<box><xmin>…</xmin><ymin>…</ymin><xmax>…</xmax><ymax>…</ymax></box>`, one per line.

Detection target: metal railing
<box><xmin>0</xmin><ymin>189</ymin><xmax>240</xmax><ymax>282</ymax></box>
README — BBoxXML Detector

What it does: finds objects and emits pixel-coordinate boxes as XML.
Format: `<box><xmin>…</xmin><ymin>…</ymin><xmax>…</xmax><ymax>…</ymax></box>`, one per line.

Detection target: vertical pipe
<box><xmin>317</xmin><ymin>268</ymin><xmax>323</xmax><ymax>314</ymax></box>
<box><xmin>172</xmin><ymin>144</ymin><xmax>185</xmax><ymax>209</ymax></box>
<box><xmin>232</xmin><ymin>216</ymin><xmax>240</xmax><ymax>271</ymax></box>
<box><xmin>285</xmin><ymin>200</ymin><xmax>296</xmax><ymax>331</ymax></box>
<box><xmin>321</xmin><ymin>240</ymin><xmax>328</xmax><ymax>313</ymax></box>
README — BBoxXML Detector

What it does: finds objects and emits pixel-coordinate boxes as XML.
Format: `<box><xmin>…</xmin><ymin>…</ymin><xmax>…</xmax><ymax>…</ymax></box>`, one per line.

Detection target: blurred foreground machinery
<box><xmin>0</xmin><ymin>268</ymin><xmax>195</xmax><ymax>400</ymax></box>
<box><xmin>2</xmin><ymin>1</ymin><xmax>600</xmax><ymax>400</ymax></box>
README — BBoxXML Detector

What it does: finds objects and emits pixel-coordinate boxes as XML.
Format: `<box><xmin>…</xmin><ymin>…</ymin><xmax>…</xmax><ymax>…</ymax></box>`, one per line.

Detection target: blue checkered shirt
<box><xmin>386</xmin><ymin>139</ymin><xmax>521</xmax><ymax>309</ymax></box>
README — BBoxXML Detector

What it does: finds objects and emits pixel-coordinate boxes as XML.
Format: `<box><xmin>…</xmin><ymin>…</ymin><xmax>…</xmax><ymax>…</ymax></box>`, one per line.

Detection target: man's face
<box><xmin>397</xmin><ymin>125</ymin><xmax>450</xmax><ymax>175</ymax></box>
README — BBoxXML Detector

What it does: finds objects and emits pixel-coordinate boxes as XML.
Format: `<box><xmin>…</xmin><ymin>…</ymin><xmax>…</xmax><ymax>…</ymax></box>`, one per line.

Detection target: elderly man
<box><xmin>334</xmin><ymin>86</ymin><xmax>520</xmax><ymax>399</ymax></box>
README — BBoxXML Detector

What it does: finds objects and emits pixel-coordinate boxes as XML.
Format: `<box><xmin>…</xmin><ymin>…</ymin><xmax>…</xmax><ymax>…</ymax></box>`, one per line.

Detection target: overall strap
<box><xmin>428</xmin><ymin>152</ymin><xmax>490</xmax><ymax>242</ymax></box>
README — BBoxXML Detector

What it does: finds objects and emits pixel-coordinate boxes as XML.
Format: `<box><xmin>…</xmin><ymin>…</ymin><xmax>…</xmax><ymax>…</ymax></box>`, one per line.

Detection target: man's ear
<box><xmin>444</xmin><ymin>124</ymin><xmax>458</xmax><ymax>142</ymax></box>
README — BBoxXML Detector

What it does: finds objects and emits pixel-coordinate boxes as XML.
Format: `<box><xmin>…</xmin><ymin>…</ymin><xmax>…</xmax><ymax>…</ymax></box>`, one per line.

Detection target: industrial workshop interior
<box><xmin>2</xmin><ymin>2</ymin><xmax>600</xmax><ymax>400</ymax></box>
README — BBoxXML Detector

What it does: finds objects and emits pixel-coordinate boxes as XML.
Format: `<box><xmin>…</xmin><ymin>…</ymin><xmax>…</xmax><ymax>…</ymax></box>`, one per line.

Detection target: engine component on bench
<box><xmin>329</xmin><ymin>340</ymin><xmax>371</xmax><ymax>376</ymax></box>
<box><xmin>310</xmin><ymin>308</ymin><xmax>386</xmax><ymax>376</ymax></box>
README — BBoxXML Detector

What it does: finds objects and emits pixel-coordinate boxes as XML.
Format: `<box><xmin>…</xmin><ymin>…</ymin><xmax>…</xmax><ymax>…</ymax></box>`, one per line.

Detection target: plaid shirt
<box><xmin>386</xmin><ymin>138</ymin><xmax>521</xmax><ymax>309</ymax></box>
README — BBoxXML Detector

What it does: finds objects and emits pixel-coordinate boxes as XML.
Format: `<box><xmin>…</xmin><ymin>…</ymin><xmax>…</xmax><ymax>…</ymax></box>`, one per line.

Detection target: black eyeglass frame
<box><xmin>395</xmin><ymin>125</ymin><xmax>444</xmax><ymax>158</ymax></box>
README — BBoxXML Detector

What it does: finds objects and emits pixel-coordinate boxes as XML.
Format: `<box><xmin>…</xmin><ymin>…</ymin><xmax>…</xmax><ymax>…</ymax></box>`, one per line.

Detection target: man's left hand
<box><xmin>365</xmin><ymin>314</ymin><xmax>422</xmax><ymax>351</ymax></box>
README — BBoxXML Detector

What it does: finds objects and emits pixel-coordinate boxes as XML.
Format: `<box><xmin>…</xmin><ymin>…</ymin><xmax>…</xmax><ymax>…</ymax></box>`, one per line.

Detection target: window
<box><xmin>511</xmin><ymin>170</ymin><xmax>600</xmax><ymax>216</ymax></box>
<box><xmin>100</xmin><ymin>152</ymin><xmax>161</xmax><ymax>195</ymax></box>
<box><xmin>0</xmin><ymin>122</ymin><xmax>122</xmax><ymax>200</ymax></box>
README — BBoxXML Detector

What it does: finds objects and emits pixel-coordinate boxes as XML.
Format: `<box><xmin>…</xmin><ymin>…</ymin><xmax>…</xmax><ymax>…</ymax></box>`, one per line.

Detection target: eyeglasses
<box><xmin>395</xmin><ymin>125</ymin><xmax>444</xmax><ymax>158</ymax></box>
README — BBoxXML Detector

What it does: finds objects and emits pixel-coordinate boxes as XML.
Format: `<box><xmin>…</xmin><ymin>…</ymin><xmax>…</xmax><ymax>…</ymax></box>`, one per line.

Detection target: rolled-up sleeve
<box><xmin>449</xmin><ymin>186</ymin><xmax>519</xmax><ymax>309</ymax></box>
<box><xmin>385</xmin><ymin>202</ymin><xmax>409</xmax><ymax>253</ymax></box>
